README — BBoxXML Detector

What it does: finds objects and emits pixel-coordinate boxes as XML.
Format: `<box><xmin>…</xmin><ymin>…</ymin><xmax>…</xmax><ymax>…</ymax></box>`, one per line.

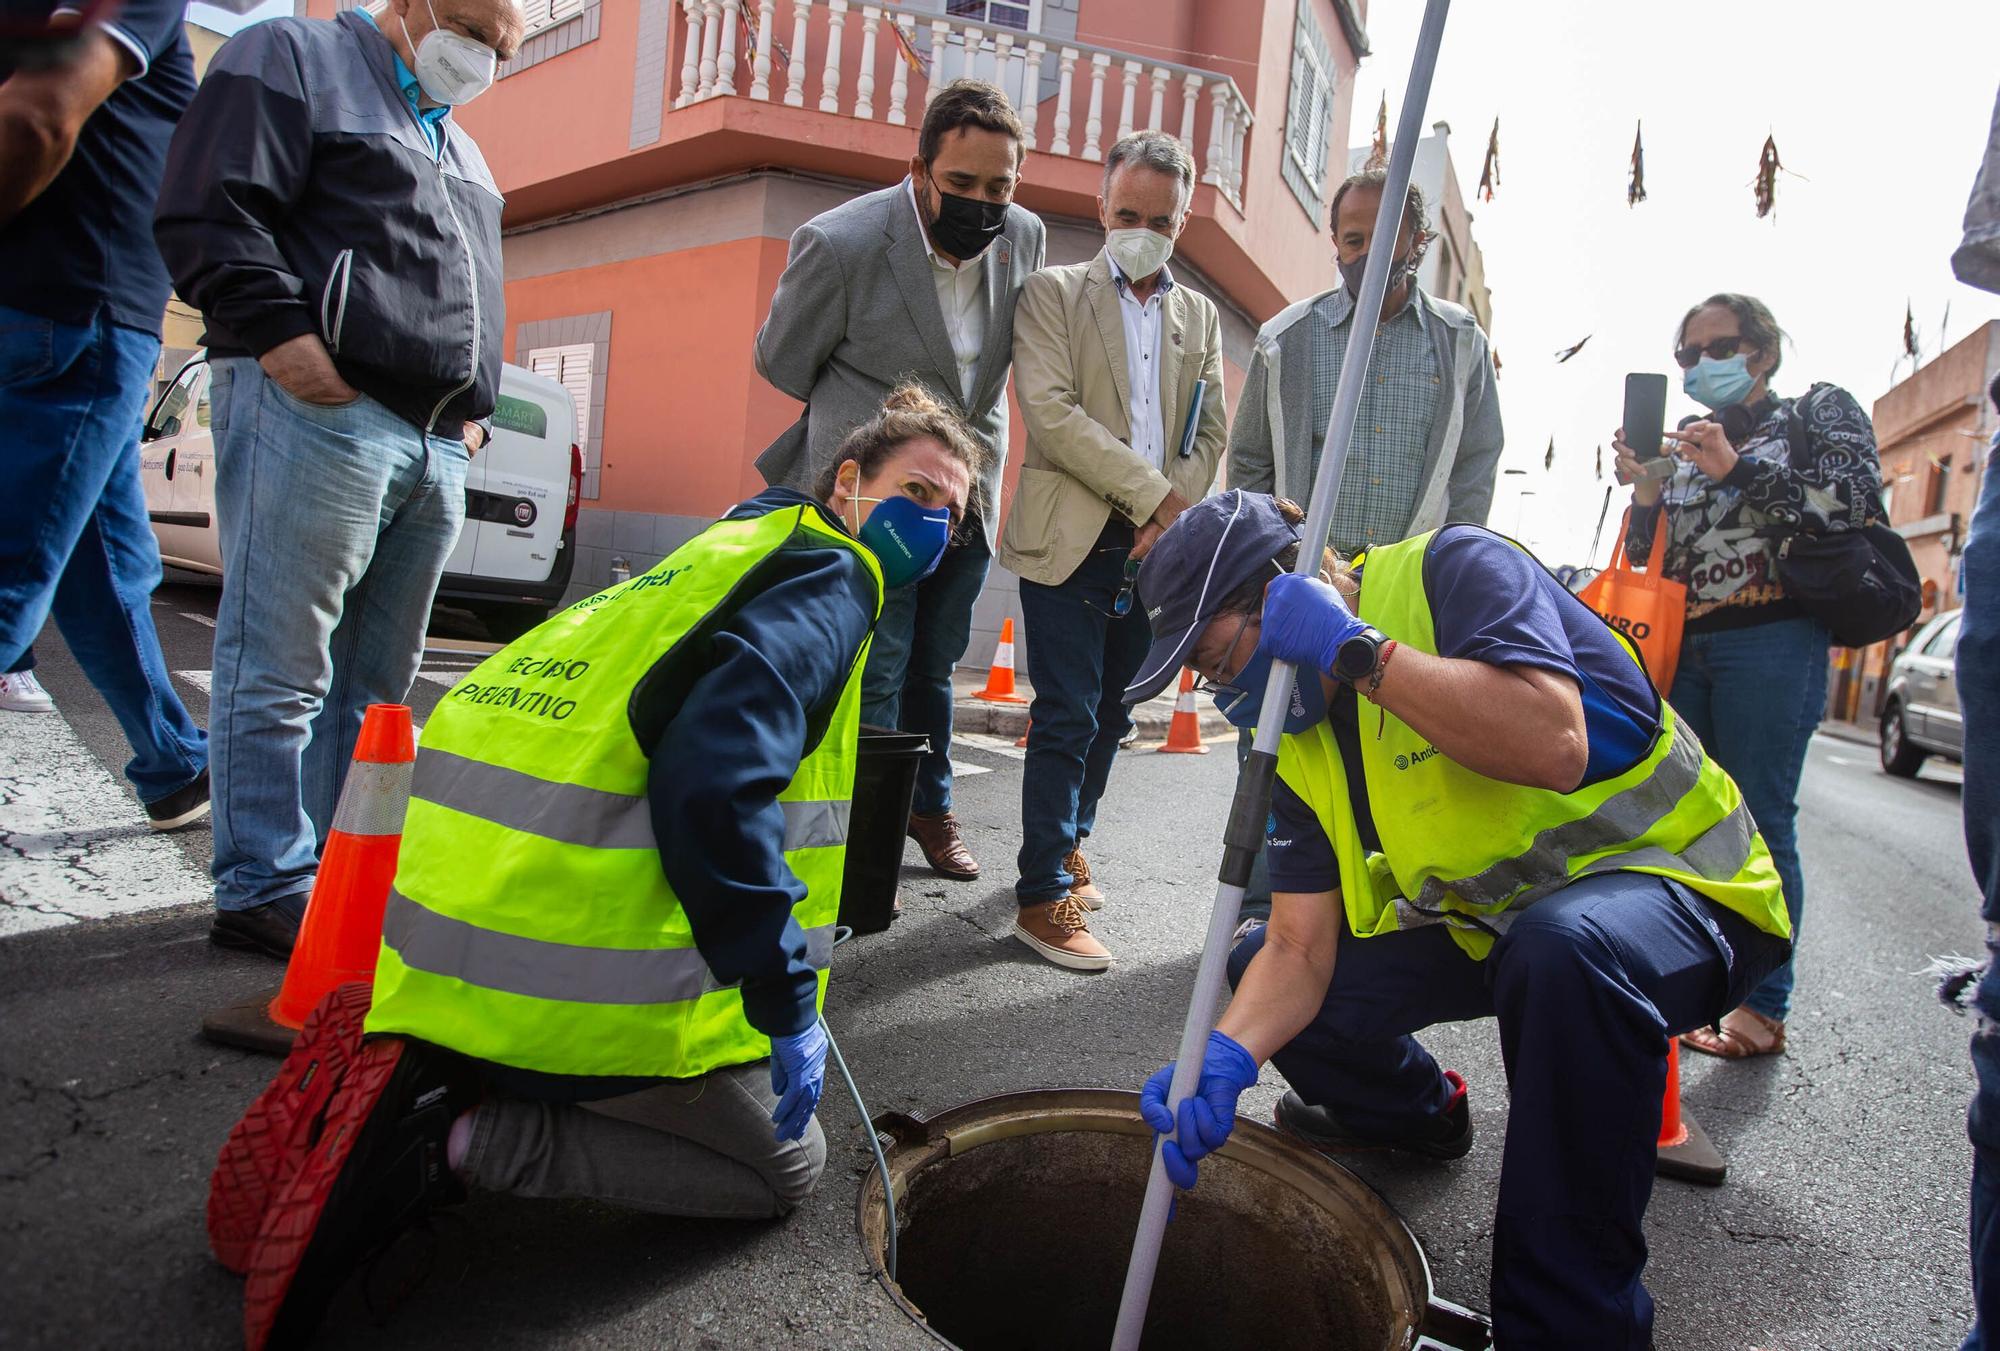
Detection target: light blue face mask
<box><xmin>1210</xmin><ymin>647</ymin><xmax>1329</xmax><ymax>734</ymax></box>
<box><xmin>1683</xmin><ymin>353</ymin><xmax>1756</xmax><ymax>410</ymax></box>
<box><xmin>856</xmin><ymin>493</ymin><xmax>952</xmax><ymax>589</ymax></box>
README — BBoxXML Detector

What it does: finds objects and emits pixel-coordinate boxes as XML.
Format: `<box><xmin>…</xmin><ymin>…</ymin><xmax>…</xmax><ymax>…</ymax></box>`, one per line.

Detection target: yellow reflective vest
<box><xmin>1275</xmin><ymin>530</ymin><xmax>1790</xmax><ymax>960</ymax></box>
<box><xmin>366</xmin><ymin>502</ymin><xmax>882</xmax><ymax>1078</ymax></box>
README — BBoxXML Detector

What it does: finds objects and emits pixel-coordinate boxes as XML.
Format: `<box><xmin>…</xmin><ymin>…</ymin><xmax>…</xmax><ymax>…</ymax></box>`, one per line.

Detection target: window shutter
<box><xmin>527</xmin><ymin>342</ymin><xmax>594</xmax><ymax>446</ymax></box>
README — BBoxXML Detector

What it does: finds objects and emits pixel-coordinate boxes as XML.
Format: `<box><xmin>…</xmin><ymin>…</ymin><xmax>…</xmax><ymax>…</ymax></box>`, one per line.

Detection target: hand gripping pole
<box><xmin>1107</xmin><ymin>4</ymin><xmax>1454</xmax><ymax>1344</ymax></box>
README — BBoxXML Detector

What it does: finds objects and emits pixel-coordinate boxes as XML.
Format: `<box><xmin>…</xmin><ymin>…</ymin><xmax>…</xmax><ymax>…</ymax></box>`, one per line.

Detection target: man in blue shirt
<box><xmin>0</xmin><ymin>0</ymin><xmax>209</xmax><ymax>829</ymax></box>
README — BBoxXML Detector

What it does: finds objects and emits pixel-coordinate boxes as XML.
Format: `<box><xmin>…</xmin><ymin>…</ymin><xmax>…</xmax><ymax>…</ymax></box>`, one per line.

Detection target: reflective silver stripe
<box><xmin>382</xmin><ymin>889</ymin><xmax>836</xmax><ymax>1006</ymax></box>
<box><xmin>329</xmin><ymin>761</ymin><xmax>414</xmax><ymax>837</ymax></box>
<box><xmin>1413</xmin><ymin>728</ymin><xmax>1707</xmax><ymax>912</ymax></box>
<box><xmin>413</xmin><ymin>749</ymin><xmax>654</xmax><ymax>849</ymax></box>
<box><xmin>412</xmin><ymin>749</ymin><xmax>850</xmax><ymax>854</ymax></box>
<box><xmin>783</xmin><ymin>799</ymin><xmax>850</xmax><ymax>851</ymax></box>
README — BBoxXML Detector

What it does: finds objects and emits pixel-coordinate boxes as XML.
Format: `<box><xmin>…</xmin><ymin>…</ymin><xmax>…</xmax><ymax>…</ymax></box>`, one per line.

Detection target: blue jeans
<box><xmin>0</xmin><ymin>305</ymin><xmax>206</xmax><ymax>803</ymax></box>
<box><xmin>207</xmin><ymin>359</ymin><xmax>467</xmax><ymax>912</ymax></box>
<box><xmin>1229</xmin><ymin>873</ymin><xmax>1788</xmax><ymax>1348</ymax></box>
<box><xmin>1960</xmin><ymin>434</ymin><xmax>2000</xmax><ymax>1350</ymax></box>
<box><xmin>1015</xmin><ymin>530</ymin><xmax>1153</xmax><ymax>903</ymax></box>
<box><xmin>1667</xmin><ymin>616</ymin><xmax>1828</xmax><ymax>1022</ymax></box>
<box><xmin>860</xmin><ymin>529</ymin><xmax>991</xmax><ymax>817</ymax></box>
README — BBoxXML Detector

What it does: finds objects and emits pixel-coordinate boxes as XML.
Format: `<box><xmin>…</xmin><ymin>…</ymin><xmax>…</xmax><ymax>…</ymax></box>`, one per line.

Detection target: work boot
<box><xmin>242</xmin><ymin>1037</ymin><xmax>480</xmax><ymax>1350</ymax></box>
<box><xmin>211</xmin><ymin>894</ymin><xmax>307</xmax><ymax>959</ymax></box>
<box><xmin>145</xmin><ymin>767</ymin><xmax>211</xmax><ymax>832</ymax></box>
<box><xmin>1064</xmin><ymin>847</ymin><xmax>1104</xmax><ymax>910</ymax></box>
<box><xmin>908</xmin><ymin>810</ymin><xmax>980</xmax><ymax>879</ymax></box>
<box><xmin>1274</xmin><ymin>1070</ymin><xmax>1474</xmax><ymax>1161</ymax></box>
<box><xmin>1013</xmin><ymin>897</ymin><xmax>1114</xmax><ymax>972</ymax></box>
<box><xmin>208</xmin><ymin>983</ymin><xmax>376</xmax><ymax>1274</ymax></box>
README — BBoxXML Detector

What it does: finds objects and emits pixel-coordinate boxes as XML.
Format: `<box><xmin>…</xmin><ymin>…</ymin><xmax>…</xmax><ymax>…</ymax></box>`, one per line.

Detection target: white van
<box><xmin>140</xmin><ymin>354</ymin><xmax>582</xmax><ymax>638</ymax></box>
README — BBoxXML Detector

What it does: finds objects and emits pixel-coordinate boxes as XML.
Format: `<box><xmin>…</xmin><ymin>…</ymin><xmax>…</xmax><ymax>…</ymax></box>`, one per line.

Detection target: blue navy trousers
<box><xmin>1228</xmin><ymin>871</ymin><xmax>1788</xmax><ymax>1348</ymax></box>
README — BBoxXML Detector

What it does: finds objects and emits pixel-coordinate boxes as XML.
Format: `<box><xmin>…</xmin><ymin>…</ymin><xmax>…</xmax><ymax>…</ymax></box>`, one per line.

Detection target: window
<box><xmin>147</xmin><ymin>361</ymin><xmax>202</xmax><ymax>440</ymax></box>
<box><xmin>519</xmin><ymin>0</ymin><xmax>586</xmax><ymax>40</ymax></box>
<box><xmin>528</xmin><ymin>342</ymin><xmax>593</xmax><ymax>448</ymax></box>
<box><xmin>946</xmin><ymin>0</ymin><xmax>1036</xmax><ymax>30</ymax></box>
<box><xmin>1925</xmin><ymin>454</ymin><xmax>1952</xmax><ymax>516</ymax></box>
<box><xmin>1281</xmin><ymin>0</ymin><xmax>1335</xmax><ymax>220</ymax></box>
<box><xmin>1923</xmin><ymin>613</ymin><xmax>1962</xmax><ymax>657</ymax></box>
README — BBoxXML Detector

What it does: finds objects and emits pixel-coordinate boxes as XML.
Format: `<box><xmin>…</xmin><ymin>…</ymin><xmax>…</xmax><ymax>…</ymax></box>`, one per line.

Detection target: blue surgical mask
<box><xmin>854</xmin><ymin>493</ymin><xmax>951</xmax><ymax>589</ymax></box>
<box><xmin>1682</xmin><ymin>353</ymin><xmax>1756</xmax><ymax>410</ymax></box>
<box><xmin>1210</xmin><ymin>648</ymin><xmax>1329</xmax><ymax>734</ymax></box>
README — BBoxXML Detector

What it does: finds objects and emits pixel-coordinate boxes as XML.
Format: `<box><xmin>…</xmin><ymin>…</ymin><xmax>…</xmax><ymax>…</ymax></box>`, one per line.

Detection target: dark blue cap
<box><xmin>1122</xmin><ymin>490</ymin><xmax>1301</xmax><ymax>705</ymax></box>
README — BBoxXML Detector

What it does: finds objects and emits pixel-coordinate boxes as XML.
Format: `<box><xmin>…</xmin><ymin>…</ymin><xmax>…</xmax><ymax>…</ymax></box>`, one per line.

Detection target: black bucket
<box><xmin>839</xmin><ymin>725</ymin><xmax>930</xmax><ymax>935</ymax></box>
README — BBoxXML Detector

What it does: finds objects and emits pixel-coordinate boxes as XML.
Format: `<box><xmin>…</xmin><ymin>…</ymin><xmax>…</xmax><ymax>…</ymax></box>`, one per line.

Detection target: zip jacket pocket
<box><xmin>319</xmin><ymin>250</ymin><xmax>354</xmax><ymax>354</ymax></box>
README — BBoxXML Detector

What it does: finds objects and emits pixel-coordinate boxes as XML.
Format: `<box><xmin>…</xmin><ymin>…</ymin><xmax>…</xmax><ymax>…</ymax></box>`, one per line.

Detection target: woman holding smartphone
<box><xmin>1612</xmin><ymin>292</ymin><xmax>1883</xmax><ymax>1059</ymax></box>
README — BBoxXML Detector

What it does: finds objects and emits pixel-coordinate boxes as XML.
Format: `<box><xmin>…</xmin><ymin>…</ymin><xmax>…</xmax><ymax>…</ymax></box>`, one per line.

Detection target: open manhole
<box><xmin>857</xmin><ymin>1089</ymin><xmax>1490</xmax><ymax>1351</ymax></box>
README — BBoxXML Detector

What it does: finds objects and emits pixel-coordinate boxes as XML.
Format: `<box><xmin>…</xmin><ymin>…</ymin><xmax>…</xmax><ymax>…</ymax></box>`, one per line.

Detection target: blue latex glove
<box><xmin>1258</xmin><ymin>572</ymin><xmax>1368</xmax><ymax>678</ymax></box>
<box><xmin>769</xmin><ymin>1021</ymin><xmax>828</xmax><ymax>1142</ymax></box>
<box><xmin>1138</xmin><ymin>1030</ymin><xmax>1260</xmax><ymax>1190</ymax></box>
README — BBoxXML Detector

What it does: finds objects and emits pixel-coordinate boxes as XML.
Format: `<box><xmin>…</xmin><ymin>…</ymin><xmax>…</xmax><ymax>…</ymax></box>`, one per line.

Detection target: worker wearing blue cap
<box><xmin>1127</xmin><ymin>490</ymin><xmax>1791</xmax><ymax>1347</ymax></box>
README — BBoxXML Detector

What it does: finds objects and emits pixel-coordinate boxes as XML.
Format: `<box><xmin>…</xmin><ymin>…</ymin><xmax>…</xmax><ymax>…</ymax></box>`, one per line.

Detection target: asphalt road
<box><xmin>0</xmin><ymin>582</ymin><xmax>1986</xmax><ymax>1350</ymax></box>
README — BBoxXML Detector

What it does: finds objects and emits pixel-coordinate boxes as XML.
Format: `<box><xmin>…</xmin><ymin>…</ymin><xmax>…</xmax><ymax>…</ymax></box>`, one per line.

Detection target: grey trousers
<box><xmin>461</xmin><ymin>1061</ymin><xmax>827</xmax><ymax>1218</ymax></box>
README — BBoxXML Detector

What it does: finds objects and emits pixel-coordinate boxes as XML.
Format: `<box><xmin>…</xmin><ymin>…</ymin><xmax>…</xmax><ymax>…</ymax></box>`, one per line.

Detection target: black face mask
<box><xmin>920</xmin><ymin>171</ymin><xmax>1007</xmax><ymax>260</ymax></box>
<box><xmin>1337</xmin><ymin>250</ymin><xmax>1416</xmax><ymax>305</ymax></box>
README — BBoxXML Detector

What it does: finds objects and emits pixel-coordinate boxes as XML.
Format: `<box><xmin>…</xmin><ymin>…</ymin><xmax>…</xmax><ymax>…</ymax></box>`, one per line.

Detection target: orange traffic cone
<box><xmin>1655</xmin><ymin>1037</ymin><xmax>1726</xmax><ymax>1185</ymax></box>
<box><xmin>1015</xmin><ymin>718</ymin><xmax>1031</xmax><ymax>749</ymax></box>
<box><xmin>972</xmin><ymin>617</ymin><xmax>1028</xmax><ymax>703</ymax></box>
<box><xmin>201</xmin><ymin>704</ymin><xmax>417</xmax><ymax>1056</ymax></box>
<box><xmin>1157</xmin><ymin>668</ymin><xmax>1209</xmax><ymax>754</ymax></box>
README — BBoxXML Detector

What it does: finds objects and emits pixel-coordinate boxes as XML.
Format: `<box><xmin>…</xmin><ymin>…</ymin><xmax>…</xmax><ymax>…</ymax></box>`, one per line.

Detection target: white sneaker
<box><xmin>0</xmin><ymin>670</ymin><xmax>54</xmax><ymax>713</ymax></box>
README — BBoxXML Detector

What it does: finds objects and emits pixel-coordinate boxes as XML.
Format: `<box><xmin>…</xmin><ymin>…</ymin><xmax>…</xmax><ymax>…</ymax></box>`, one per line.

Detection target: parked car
<box><xmin>139</xmin><ymin>353</ymin><xmax>582</xmax><ymax>640</ymax></box>
<box><xmin>1879</xmin><ymin>609</ymin><xmax>1965</xmax><ymax>776</ymax></box>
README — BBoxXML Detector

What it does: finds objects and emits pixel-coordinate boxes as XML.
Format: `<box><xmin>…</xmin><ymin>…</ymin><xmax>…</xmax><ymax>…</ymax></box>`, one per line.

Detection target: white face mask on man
<box><xmin>400</xmin><ymin>0</ymin><xmax>498</xmax><ymax>106</ymax></box>
<box><xmin>1106</xmin><ymin>226</ymin><xmax>1175</xmax><ymax>281</ymax></box>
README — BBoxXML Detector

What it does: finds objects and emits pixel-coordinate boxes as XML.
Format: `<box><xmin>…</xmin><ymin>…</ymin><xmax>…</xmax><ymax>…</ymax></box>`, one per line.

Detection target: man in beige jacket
<box><xmin>1000</xmin><ymin>130</ymin><xmax>1228</xmax><ymax>971</ymax></box>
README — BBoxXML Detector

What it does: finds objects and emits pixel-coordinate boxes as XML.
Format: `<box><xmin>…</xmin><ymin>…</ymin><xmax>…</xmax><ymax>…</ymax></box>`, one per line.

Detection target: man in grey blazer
<box><xmin>755</xmin><ymin>80</ymin><xmax>1046</xmax><ymax>883</ymax></box>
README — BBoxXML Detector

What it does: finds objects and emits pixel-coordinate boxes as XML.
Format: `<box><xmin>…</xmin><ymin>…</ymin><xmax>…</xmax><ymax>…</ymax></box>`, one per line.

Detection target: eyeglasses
<box><xmin>1089</xmin><ymin>554</ymin><xmax>1145</xmax><ymax>619</ymax></box>
<box><xmin>1673</xmin><ymin>335</ymin><xmax>1752</xmax><ymax>369</ymax></box>
<box><xmin>1189</xmin><ymin>612</ymin><xmax>1255</xmax><ymax>697</ymax></box>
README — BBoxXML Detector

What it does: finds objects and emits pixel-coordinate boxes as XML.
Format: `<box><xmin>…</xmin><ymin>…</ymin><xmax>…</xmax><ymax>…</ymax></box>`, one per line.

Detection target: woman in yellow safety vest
<box><xmin>1124</xmin><ymin>491</ymin><xmax>1790</xmax><ymax>1349</ymax></box>
<box><xmin>215</xmin><ymin>386</ymin><xmax>982</xmax><ymax>1350</ymax></box>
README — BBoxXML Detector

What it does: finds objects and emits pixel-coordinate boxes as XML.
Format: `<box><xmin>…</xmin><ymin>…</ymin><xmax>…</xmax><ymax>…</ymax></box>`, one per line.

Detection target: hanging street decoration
<box><xmin>1366</xmin><ymin>95</ymin><xmax>1389</xmax><ymax>171</ymax></box>
<box><xmin>1492</xmin><ymin>348</ymin><xmax>1503</xmax><ymax>377</ymax></box>
<box><xmin>1596</xmin><ymin>444</ymin><xmax>1604</xmax><ymax>481</ymax></box>
<box><xmin>1555</xmin><ymin>335</ymin><xmax>1592</xmax><ymax>363</ymax></box>
<box><xmin>1628</xmin><ymin>122</ymin><xmax>1647</xmax><ymax>207</ymax></box>
<box><xmin>1544</xmin><ymin>437</ymin><xmax>1556</xmax><ymax>472</ymax></box>
<box><xmin>889</xmin><ymin>16</ymin><xmax>927</xmax><ymax>78</ymax></box>
<box><xmin>1904</xmin><ymin>302</ymin><xmax>1919</xmax><ymax>362</ymax></box>
<box><xmin>740</xmin><ymin>3</ymin><xmax>794</xmax><ymax>75</ymax></box>
<box><xmin>1478</xmin><ymin>118</ymin><xmax>1500</xmax><ymax>202</ymax></box>
<box><xmin>1754</xmin><ymin>135</ymin><xmax>1782</xmax><ymax>219</ymax></box>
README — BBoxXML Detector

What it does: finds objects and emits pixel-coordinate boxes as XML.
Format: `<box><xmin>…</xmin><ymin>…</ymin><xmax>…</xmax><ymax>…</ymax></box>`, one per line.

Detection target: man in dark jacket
<box><xmin>0</xmin><ymin>0</ymin><xmax>209</xmax><ymax>827</ymax></box>
<box><xmin>154</xmin><ymin>0</ymin><xmax>522</xmax><ymax>958</ymax></box>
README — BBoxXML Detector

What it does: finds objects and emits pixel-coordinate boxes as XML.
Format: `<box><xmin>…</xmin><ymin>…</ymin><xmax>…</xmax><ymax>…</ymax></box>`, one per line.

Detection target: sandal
<box><xmin>1681</xmin><ymin>1006</ymin><xmax>1786</xmax><ymax>1059</ymax></box>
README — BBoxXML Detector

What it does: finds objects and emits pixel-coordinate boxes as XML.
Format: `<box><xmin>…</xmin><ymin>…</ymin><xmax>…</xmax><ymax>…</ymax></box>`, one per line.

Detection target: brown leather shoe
<box><xmin>908</xmin><ymin>810</ymin><xmax>980</xmax><ymax>879</ymax></box>
<box><xmin>1064</xmin><ymin>848</ymin><xmax>1104</xmax><ymax>910</ymax></box>
<box><xmin>1013</xmin><ymin>898</ymin><xmax>1114</xmax><ymax>971</ymax></box>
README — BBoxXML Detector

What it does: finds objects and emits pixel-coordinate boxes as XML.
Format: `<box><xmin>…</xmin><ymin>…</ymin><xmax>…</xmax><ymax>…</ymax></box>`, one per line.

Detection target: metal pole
<box><xmin>1107</xmin><ymin>3</ymin><xmax>1452</xmax><ymax>1345</ymax></box>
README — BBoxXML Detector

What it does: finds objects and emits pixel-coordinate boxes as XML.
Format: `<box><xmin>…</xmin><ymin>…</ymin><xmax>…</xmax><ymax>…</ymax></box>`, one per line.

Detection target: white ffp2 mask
<box><xmin>1106</xmin><ymin>227</ymin><xmax>1175</xmax><ymax>281</ymax></box>
<box><xmin>403</xmin><ymin>0</ymin><xmax>497</xmax><ymax>106</ymax></box>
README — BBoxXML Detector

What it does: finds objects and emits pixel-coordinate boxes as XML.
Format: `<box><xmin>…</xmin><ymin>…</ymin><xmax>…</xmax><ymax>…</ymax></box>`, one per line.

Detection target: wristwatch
<box><xmin>1331</xmin><ymin>625</ymin><xmax>1389</xmax><ymax>684</ymax></box>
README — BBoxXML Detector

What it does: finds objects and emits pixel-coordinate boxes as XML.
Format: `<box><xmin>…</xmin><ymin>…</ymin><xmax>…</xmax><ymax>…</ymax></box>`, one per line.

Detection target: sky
<box><xmin>1346</xmin><ymin>0</ymin><xmax>2000</xmax><ymax>566</ymax></box>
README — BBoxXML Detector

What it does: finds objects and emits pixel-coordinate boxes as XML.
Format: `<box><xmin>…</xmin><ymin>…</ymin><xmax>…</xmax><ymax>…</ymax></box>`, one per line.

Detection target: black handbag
<box><xmin>1772</xmin><ymin>384</ymin><xmax>1921</xmax><ymax>648</ymax></box>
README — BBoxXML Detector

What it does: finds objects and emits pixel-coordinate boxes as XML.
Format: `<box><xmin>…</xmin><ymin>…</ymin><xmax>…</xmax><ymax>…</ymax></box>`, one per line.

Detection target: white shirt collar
<box><xmin>1107</xmin><ymin>250</ymin><xmax>1176</xmax><ymax>298</ymax></box>
<box><xmin>906</xmin><ymin>176</ymin><xmax>984</xmax><ymax>273</ymax></box>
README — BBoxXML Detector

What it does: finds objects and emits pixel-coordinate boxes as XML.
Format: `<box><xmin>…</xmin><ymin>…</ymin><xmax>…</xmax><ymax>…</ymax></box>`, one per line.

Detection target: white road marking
<box><xmin>949</xmin><ymin>760</ymin><xmax>991</xmax><ymax>778</ymax></box>
<box><xmin>180</xmin><ymin>612</ymin><xmax>216</xmax><ymax>629</ymax></box>
<box><xmin>954</xmin><ymin>731</ymin><xmax>1028</xmax><ymax>761</ymax></box>
<box><xmin>1827</xmin><ymin>754</ymin><xmax>1864</xmax><ymax>768</ymax></box>
<box><xmin>0</xmin><ymin>710</ymin><xmax>211</xmax><ymax>937</ymax></box>
<box><xmin>175</xmin><ymin>669</ymin><xmax>210</xmax><ymax>694</ymax></box>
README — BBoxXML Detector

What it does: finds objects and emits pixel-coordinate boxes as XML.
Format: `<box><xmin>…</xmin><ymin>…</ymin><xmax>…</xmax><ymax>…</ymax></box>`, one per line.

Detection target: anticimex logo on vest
<box><xmin>1392</xmin><ymin>745</ymin><xmax>1441</xmax><ymax>772</ymax></box>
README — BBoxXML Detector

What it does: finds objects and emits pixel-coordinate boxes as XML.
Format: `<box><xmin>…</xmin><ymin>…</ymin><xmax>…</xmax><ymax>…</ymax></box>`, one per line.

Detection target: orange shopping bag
<box><xmin>1579</xmin><ymin>509</ymin><xmax>1687</xmax><ymax>694</ymax></box>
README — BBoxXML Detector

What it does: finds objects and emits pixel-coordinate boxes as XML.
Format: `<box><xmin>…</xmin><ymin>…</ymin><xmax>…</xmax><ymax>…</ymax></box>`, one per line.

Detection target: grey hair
<box><xmin>1676</xmin><ymin>293</ymin><xmax>1787</xmax><ymax>377</ymax></box>
<box><xmin>1102</xmin><ymin>131</ymin><xmax>1196</xmax><ymax>212</ymax></box>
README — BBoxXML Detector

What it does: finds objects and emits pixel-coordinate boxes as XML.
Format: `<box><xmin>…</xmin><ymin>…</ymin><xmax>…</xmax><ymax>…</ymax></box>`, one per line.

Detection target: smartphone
<box><xmin>1623</xmin><ymin>373</ymin><xmax>1669</xmax><ymax>461</ymax></box>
